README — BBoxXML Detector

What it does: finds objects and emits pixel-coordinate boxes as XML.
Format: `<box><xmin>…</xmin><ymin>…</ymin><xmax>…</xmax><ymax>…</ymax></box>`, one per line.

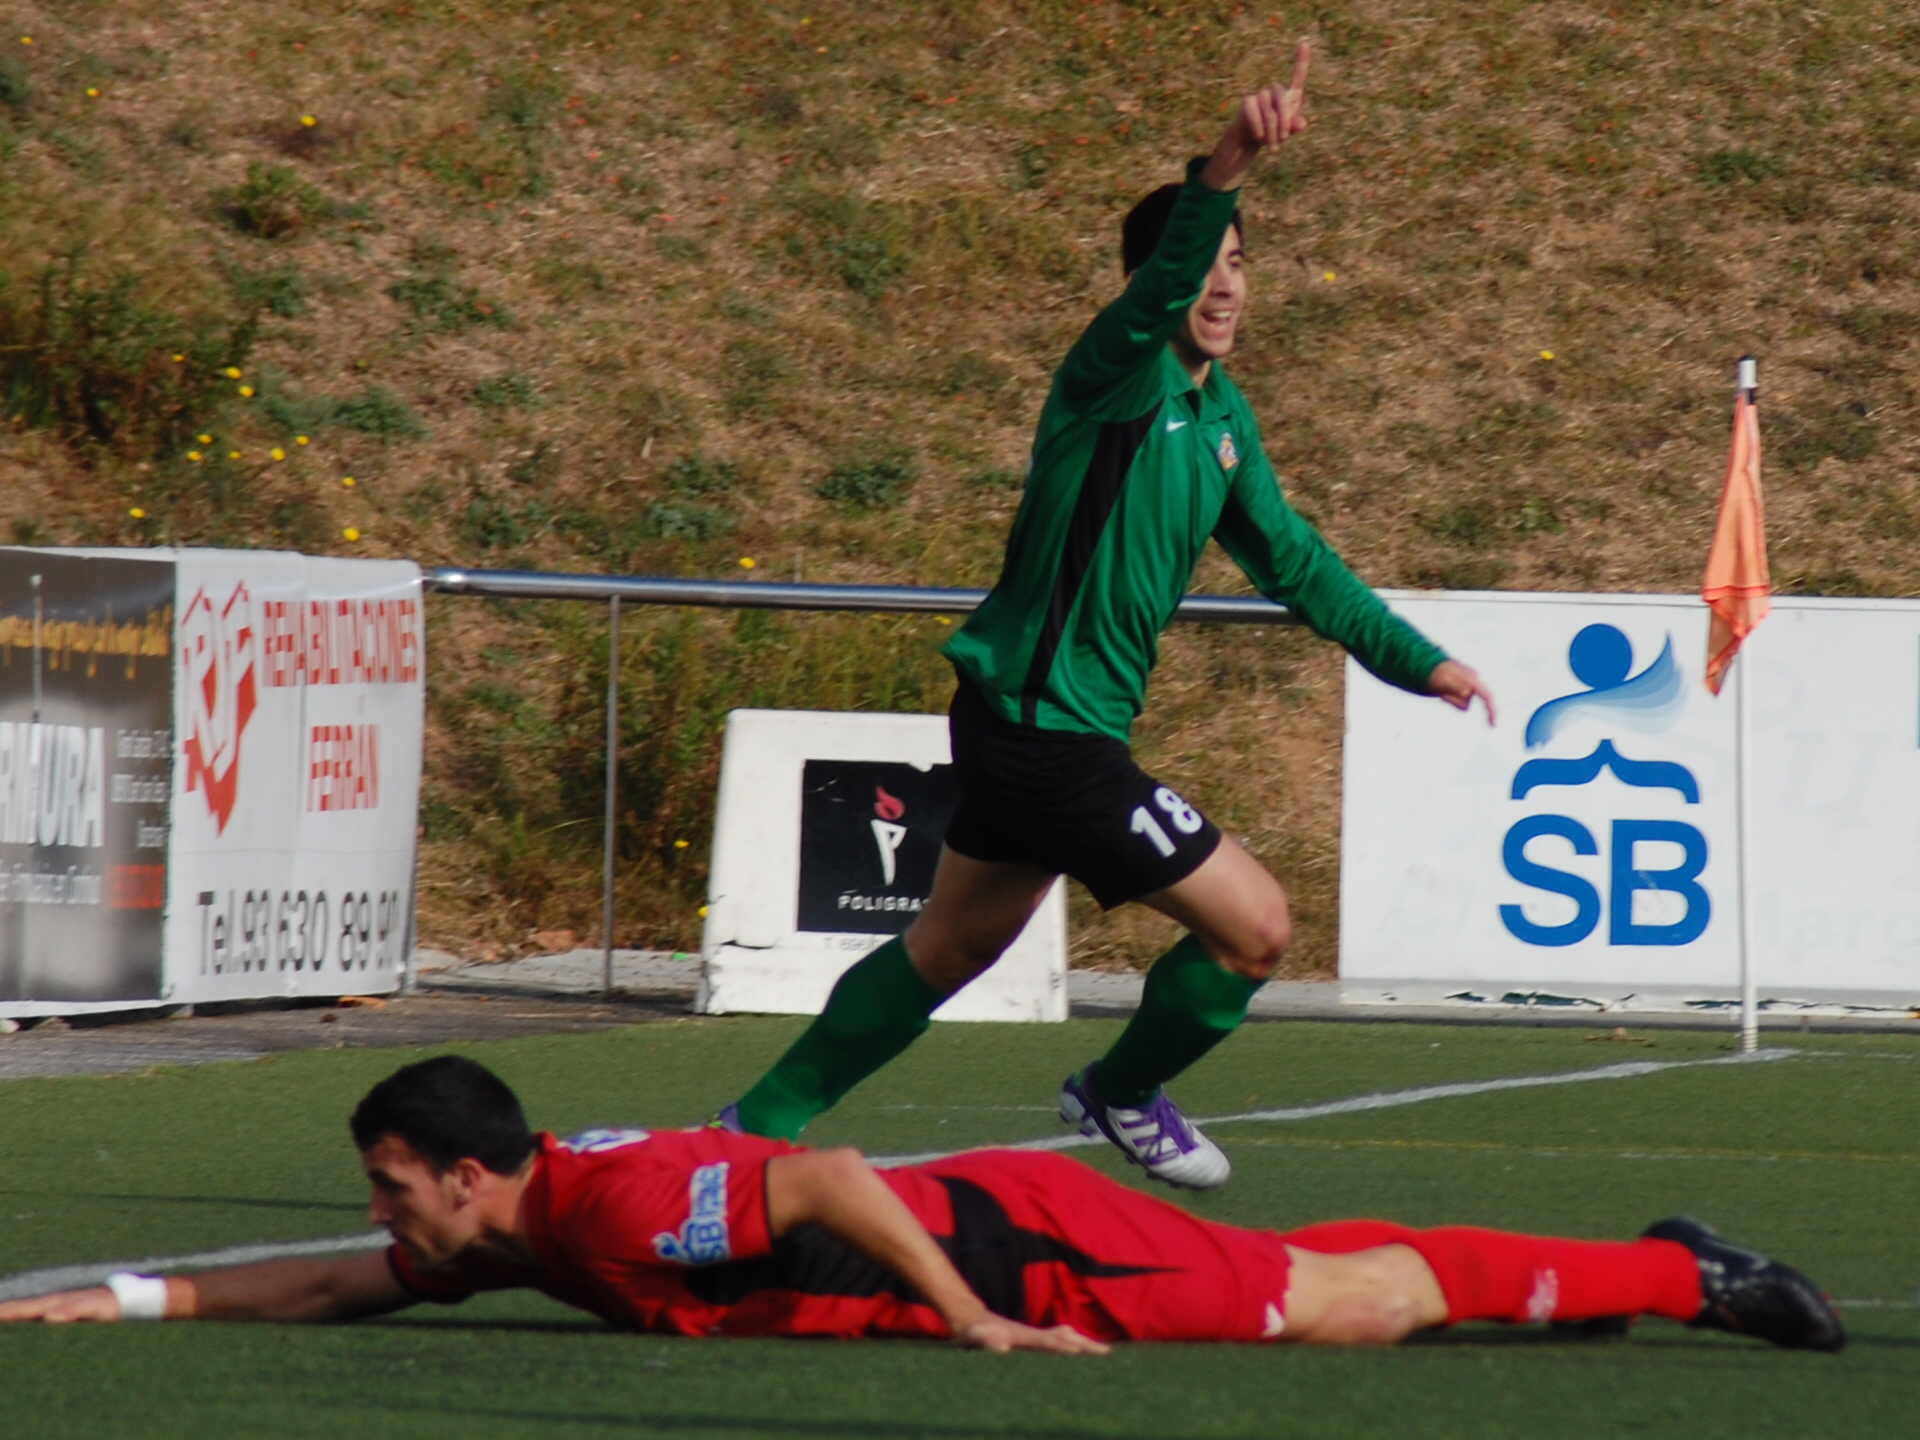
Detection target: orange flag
<box><xmin>1701</xmin><ymin>362</ymin><xmax>1770</xmax><ymax>695</ymax></box>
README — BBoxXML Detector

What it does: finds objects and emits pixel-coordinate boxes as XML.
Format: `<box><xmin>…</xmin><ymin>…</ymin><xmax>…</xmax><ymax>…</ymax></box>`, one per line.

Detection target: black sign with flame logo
<box><xmin>795</xmin><ymin>760</ymin><xmax>958</xmax><ymax>934</ymax></box>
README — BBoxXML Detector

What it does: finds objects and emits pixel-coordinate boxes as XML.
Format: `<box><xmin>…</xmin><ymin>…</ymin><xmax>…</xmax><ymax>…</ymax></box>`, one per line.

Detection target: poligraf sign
<box><xmin>0</xmin><ymin>552</ymin><xmax>174</xmax><ymax>1004</ymax></box>
<box><xmin>702</xmin><ymin>710</ymin><xmax>1068</xmax><ymax>1022</ymax></box>
<box><xmin>795</xmin><ymin>760</ymin><xmax>958</xmax><ymax>933</ymax></box>
<box><xmin>0</xmin><ymin>548</ymin><xmax>424</xmax><ymax>1018</ymax></box>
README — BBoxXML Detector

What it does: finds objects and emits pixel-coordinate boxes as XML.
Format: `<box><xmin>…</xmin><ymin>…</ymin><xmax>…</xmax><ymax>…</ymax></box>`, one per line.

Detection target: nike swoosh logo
<box><xmin>1165</xmin><ymin>419</ymin><xmax>1188</xmax><ymax>432</ymax></box>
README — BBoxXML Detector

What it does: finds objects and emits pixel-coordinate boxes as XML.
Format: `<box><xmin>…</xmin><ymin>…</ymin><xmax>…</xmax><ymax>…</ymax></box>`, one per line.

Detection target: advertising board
<box><xmin>0</xmin><ymin>548</ymin><xmax>423</xmax><ymax>1017</ymax></box>
<box><xmin>701</xmin><ymin>709</ymin><xmax>1068</xmax><ymax>1022</ymax></box>
<box><xmin>1341</xmin><ymin>591</ymin><xmax>1920</xmax><ymax>1013</ymax></box>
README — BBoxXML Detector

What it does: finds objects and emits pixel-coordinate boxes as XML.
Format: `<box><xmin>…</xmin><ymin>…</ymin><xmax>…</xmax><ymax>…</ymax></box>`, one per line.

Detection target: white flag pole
<box><xmin>1735</xmin><ymin>355</ymin><xmax>1759</xmax><ymax>1054</ymax></box>
<box><xmin>1735</xmin><ymin>643</ymin><xmax>1757</xmax><ymax>1052</ymax></box>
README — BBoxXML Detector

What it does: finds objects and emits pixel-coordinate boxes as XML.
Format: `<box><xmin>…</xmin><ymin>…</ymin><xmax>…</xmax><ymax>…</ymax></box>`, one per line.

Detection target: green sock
<box><xmin>732</xmin><ymin>935</ymin><xmax>942</xmax><ymax>1140</ymax></box>
<box><xmin>1090</xmin><ymin>935</ymin><xmax>1264</xmax><ymax>1107</ymax></box>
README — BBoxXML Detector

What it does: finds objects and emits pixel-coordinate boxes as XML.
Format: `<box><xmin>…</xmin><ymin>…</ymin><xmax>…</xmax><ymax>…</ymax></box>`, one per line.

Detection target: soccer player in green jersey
<box><xmin>720</xmin><ymin>47</ymin><xmax>1496</xmax><ymax>1187</ymax></box>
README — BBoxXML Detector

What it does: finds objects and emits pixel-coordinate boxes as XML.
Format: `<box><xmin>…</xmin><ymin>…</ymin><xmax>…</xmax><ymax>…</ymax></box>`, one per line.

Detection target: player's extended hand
<box><xmin>0</xmin><ymin>1285</ymin><xmax>123</xmax><ymax>1323</ymax></box>
<box><xmin>1427</xmin><ymin>659</ymin><xmax>1497</xmax><ymax>726</ymax></box>
<box><xmin>954</xmin><ymin>1314</ymin><xmax>1112</xmax><ymax>1355</ymax></box>
<box><xmin>1202</xmin><ymin>42</ymin><xmax>1311</xmax><ymax>191</ymax></box>
<box><xmin>1238</xmin><ymin>41</ymin><xmax>1312</xmax><ymax>149</ymax></box>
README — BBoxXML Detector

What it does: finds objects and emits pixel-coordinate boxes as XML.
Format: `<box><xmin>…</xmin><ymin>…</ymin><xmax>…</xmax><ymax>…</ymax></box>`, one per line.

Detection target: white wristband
<box><xmin>105</xmin><ymin>1272</ymin><xmax>170</xmax><ymax>1321</ymax></box>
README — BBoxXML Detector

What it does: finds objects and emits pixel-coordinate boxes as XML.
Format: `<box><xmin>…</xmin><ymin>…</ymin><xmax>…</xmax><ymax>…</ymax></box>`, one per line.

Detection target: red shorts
<box><xmin>888</xmin><ymin>1149</ymin><xmax>1294</xmax><ymax>1343</ymax></box>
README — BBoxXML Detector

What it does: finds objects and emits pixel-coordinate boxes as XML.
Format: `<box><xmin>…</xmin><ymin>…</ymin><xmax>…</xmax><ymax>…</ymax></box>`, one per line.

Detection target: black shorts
<box><xmin>942</xmin><ymin>680</ymin><xmax>1222</xmax><ymax>909</ymax></box>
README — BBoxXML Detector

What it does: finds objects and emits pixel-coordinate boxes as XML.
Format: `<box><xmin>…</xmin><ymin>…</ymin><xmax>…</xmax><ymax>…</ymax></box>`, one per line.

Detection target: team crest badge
<box><xmin>1216</xmin><ymin>432</ymin><xmax>1239</xmax><ymax>470</ymax></box>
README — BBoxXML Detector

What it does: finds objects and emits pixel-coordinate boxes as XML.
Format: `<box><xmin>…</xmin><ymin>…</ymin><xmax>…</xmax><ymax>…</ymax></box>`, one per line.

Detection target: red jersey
<box><xmin>389</xmin><ymin>1128</ymin><xmax>1294</xmax><ymax>1343</ymax></box>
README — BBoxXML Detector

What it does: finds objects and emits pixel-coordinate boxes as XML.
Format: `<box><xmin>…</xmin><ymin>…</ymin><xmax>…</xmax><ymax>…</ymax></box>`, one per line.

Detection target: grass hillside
<box><xmin>3</xmin><ymin>1</ymin><xmax>1915</xmax><ymax>969</ymax></box>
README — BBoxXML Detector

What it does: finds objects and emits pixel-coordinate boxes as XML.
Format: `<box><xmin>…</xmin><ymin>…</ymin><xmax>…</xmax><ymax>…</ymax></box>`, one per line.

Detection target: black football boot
<box><xmin>1642</xmin><ymin>1217</ymin><xmax>1845</xmax><ymax>1352</ymax></box>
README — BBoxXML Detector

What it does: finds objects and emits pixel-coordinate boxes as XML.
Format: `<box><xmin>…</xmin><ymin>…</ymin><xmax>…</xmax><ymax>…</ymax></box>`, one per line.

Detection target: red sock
<box><xmin>1280</xmin><ymin>1221</ymin><xmax>1702</xmax><ymax>1325</ymax></box>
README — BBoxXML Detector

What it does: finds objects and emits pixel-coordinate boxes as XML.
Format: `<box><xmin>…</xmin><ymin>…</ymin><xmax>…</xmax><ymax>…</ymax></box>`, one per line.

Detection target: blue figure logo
<box><xmin>1500</xmin><ymin>624</ymin><xmax>1708</xmax><ymax>949</ymax></box>
<box><xmin>1524</xmin><ymin>623</ymin><xmax>1683</xmax><ymax>749</ymax></box>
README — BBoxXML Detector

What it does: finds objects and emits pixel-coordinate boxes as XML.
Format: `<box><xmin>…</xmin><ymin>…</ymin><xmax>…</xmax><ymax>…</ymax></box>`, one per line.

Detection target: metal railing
<box><xmin>422</xmin><ymin>566</ymin><xmax>1299</xmax><ymax>991</ymax></box>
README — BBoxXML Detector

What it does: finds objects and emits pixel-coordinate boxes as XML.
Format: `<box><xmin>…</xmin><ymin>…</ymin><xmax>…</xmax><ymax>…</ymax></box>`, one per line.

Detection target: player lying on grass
<box><xmin>716</xmin><ymin>45</ymin><xmax>1496</xmax><ymax>1190</ymax></box>
<box><xmin>0</xmin><ymin>1057</ymin><xmax>1843</xmax><ymax>1352</ymax></box>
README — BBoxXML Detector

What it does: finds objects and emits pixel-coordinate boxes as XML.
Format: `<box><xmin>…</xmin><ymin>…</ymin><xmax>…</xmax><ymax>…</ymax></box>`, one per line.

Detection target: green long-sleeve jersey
<box><xmin>943</xmin><ymin>164</ymin><xmax>1447</xmax><ymax>740</ymax></box>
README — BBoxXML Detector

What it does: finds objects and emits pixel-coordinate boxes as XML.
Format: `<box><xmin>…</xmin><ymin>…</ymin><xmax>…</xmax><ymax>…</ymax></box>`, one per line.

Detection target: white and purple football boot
<box><xmin>1059</xmin><ymin>1066</ymin><xmax>1230</xmax><ymax>1190</ymax></box>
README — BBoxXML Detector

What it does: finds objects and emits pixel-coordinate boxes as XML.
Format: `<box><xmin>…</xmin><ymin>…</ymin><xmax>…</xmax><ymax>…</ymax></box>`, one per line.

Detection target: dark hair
<box><xmin>349</xmin><ymin>1055</ymin><xmax>538</xmax><ymax>1176</ymax></box>
<box><xmin>1121</xmin><ymin>160</ymin><xmax>1244</xmax><ymax>276</ymax></box>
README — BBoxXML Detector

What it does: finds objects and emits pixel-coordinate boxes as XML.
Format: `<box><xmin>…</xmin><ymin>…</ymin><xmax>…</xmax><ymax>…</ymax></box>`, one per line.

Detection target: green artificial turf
<box><xmin>3</xmin><ymin>1019</ymin><xmax>1916</xmax><ymax>1438</ymax></box>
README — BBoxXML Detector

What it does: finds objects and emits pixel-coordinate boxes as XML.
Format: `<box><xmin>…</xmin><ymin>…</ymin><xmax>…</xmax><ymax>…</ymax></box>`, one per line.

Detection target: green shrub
<box><xmin>389</xmin><ymin>271</ymin><xmax>510</xmax><ymax>329</ymax></box>
<box><xmin>817</xmin><ymin>452</ymin><xmax>918</xmax><ymax>508</ymax></box>
<box><xmin>937</xmin><ymin>352</ymin><xmax>1012</xmax><ymax>396</ymax></box>
<box><xmin>486</xmin><ymin>71</ymin><xmax>558</xmax><ymax>132</ymax></box>
<box><xmin>1776</xmin><ymin>405</ymin><xmax>1876</xmax><ymax>469</ymax></box>
<box><xmin>458</xmin><ymin>490</ymin><xmax>544</xmax><ymax>550</ymax></box>
<box><xmin>967</xmin><ymin>465</ymin><xmax>1024</xmax><ymax>490</ymax></box>
<box><xmin>333</xmin><ymin>384</ymin><xmax>426</xmax><ymax>438</ymax></box>
<box><xmin>259</xmin><ymin>384</ymin><xmax>339</xmax><ymax>435</ymax></box>
<box><xmin>0</xmin><ymin>54</ymin><xmax>31</xmax><ymax>111</ymax></box>
<box><xmin>216</xmin><ymin>162</ymin><xmax>325</xmax><ymax>239</ymax></box>
<box><xmin>1422</xmin><ymin>501</ymin><xmax>1501</xmax><ymax>549</ymax></box>
<box><xmin>655</xmin><ymin>232</ymin><xmax>708</xmax><ymax>264</ymax></box>
<box><xmin>1696</xmin><ymin>149</ymin><xmax>1782</xmax><ymax>185</ymax></box>
<box><xmin>0</xmin><ymin>249</ymin><xmax>255</xmax><ymax>456</ymax></box>
<box><xmin>227</xmin><ymin>263</ymin><xmax>307</xmax><ymax>318</ymax></box>
<box><xmin>642</xmin><ymin>502</ymin><xmax>734</xmax><ymax>540</ymax></box>
<box><xmin>507</xmin><ymin>439</ymin><xmax>561</xmax><ymax>484</ymax></box>
<box><xmin>474</xmin><ymin>371</ymin><xmax>539</xmax><ymax>409</ymax></box>
<box><xmin>661</xmin><ymin>455</ymin><xmax>742</xmax><ymax>497</ymax></box>
<box><xmin>831</xmin><ymin>234</ymin><xmax>908</xmax><ymax>298</ymax></box>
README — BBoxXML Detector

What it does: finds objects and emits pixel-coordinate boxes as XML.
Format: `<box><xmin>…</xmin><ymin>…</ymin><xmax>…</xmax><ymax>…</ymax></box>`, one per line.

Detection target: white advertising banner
<box><xmin>1341</xmin><ymin>591</ymin><xmax>1920</xmax><ymax>1013</ymax></box>
<box><xmin>701</xmin><ymin>709</ymin><xmax>1068</xmax><ymax>1022</ymax></box>
<box><xmin>164</xmin><ymin>551</ymin><xmax>423</xmax><ymax>1007</ymax></box>
<box><xmin>0</xmin><ymin>547</ymin><xmax>422</xmax><ymax>1017</ymax></box>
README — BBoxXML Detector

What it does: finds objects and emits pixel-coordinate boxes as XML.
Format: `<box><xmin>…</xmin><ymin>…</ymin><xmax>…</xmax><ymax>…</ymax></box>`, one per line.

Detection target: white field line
<box><xmin>869</xmin><ymin>1048</ymin><xmax>1797</xmax><ymax>1166</ymax></box>
<box><xmin>0</xmin><ymin>1048</ymin><xmax>1796</xmax><ymax>1303</ymax></box>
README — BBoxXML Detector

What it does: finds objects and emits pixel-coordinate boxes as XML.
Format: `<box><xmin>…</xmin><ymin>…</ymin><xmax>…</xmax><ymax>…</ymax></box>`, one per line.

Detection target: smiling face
<box><xmin>361</xmin><ymin>1133</ymin><xmax>487</xmax><ymax>1269</ymax></box>
<box><xmin>1171</xmin><ymin>224</ymin><xmax>1247</xmax><ymax>376</ymax></box>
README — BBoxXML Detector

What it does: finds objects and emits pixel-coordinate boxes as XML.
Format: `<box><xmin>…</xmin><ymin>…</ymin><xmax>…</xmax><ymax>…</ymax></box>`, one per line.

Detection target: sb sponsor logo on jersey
<box><xmin>558</xmin><ymin>1127</ymin><xmax>652</xmax><ymax>1154</ymax></box>
<box><xmin>653</xmin><ymin>1162</ymin><xmax>732</xmax><ymax>1264</ymax></box>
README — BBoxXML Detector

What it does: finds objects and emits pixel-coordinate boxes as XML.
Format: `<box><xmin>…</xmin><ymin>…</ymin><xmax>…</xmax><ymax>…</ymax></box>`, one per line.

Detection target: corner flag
<box><xmin>1702</xmin><ymin>357</ymin><xmax>1770</xmax><ymax>695</ymax></box>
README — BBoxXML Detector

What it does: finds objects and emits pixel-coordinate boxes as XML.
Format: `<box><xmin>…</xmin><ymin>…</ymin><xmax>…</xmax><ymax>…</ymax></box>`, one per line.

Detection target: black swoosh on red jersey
<box><xmin>681</xmin><ymin>1177</ymin><xmax>1165</xmax><ymax>1320</ymax></box>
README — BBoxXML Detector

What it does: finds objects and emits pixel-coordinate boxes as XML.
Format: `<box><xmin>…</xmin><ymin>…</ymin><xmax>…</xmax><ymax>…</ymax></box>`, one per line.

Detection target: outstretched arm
<box><xmin>765</xmin><ymin>1149</ymin><xmax>1109</xmax><ymax>1356</ymax></box>
<box><xmin>1058</xmin><ymin>44</ymin><xmax>1314</xmax><ymax>403</ymax></box>
<box><xmin>1200</xmin><ymin>41</ymin><xmax>1313</xmax><ymax>193</ymax></box>
<box><xmin>0</xmin><ymin>1248</ymin><xmax>412</xmax><ymax>1324</ymax></box>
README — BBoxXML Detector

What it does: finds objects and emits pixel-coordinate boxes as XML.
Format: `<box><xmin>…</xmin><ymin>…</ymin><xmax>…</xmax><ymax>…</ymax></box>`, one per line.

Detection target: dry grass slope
<box><xmin>3</xmin><ymin>1</ymin><xmax>1915</xmax><ymax>968</ymax></box>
